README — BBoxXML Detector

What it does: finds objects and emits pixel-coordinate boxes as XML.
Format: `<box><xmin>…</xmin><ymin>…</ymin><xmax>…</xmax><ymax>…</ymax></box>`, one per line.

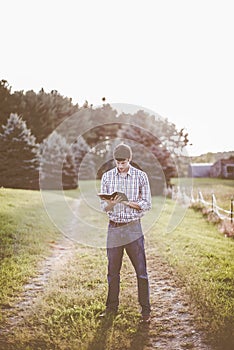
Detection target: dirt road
<box><xmin>0</xmin><ymin>234</ymin><xmax>213</xmax><ymax>350</ymax></box>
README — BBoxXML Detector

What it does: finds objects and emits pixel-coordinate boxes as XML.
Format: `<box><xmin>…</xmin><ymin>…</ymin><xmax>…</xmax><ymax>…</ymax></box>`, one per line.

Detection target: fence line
<box><xmin>168</xmin><ymin>186</ymin><xmax>233</xmax><ymax>223</ymax></box>
<box><xmin>190</xmin><ymin>189</ymin><xmax>233</xmax><ymax>223</ymax></box>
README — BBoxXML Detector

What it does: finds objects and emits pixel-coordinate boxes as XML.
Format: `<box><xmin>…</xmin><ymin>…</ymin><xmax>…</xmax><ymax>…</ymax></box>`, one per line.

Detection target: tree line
<box><xmin>0</xmin><ymin>79</ymin><xmax>190</xmax><ymax>194</ymax></box>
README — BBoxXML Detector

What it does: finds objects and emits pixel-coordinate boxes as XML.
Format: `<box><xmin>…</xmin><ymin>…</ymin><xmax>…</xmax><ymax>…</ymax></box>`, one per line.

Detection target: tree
<box><xmin>71</xmin><ymin>136</ymin><xmax>96</xmax><ymax>180</ymax></box>
<box><xmin>0</xmin><ymin>82</ymin><xmax>190</xmax><ymax>193</ymax></box>
<box><xmin>117</xmin><ymin>110</ymin><xmax>190</xmax><ymax>195</ymax></box>
<box><xmin>0</xmin><ymin>113</ymin><xmax>39</xmax><ymax>189</ymax></box>
<box><xmin>72</xmin><ymin>105</ymin><xmax>190</xmax><ymax>194</ymax></box>
<box><xmin>0</xmin><ymin>80</ymin><xmax>14</xmax><ymax>131</ymax></box>
<box><xmin>39</xmin><ymin>131</ymin><xmax>78</xmax><ymax>190</ymax></box>
<box><xmin>13</xmin><ymin>89</ymin><xmax>80</xmax><ymax>143</ymax></box>
<box><xmin>0</xmin><ymin>80</ymin><xmax>81</xmax><ymax>143</ymax></box>
<box><xmin>81</xmin><ymin>104</ymin><xmax>119</xmax><ymax>147</ymax></box>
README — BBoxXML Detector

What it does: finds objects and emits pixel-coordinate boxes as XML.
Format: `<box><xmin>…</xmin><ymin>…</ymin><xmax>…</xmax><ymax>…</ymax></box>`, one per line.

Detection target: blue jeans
<box><xmin>106</xmin><ymin>221</ymin><xmax>151</xmax><ymax>315</ymax></box>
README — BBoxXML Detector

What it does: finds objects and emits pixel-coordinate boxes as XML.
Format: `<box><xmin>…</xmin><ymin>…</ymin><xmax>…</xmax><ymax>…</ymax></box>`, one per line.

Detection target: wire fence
<box><xmin>168</xmin><ymin>186</ymin><xmax>234</xmax><ymax>223</ymax></box>
<box><xmin>191</xmin><ymin>190</ymin><xmax>233</xmax><ymax>223</ymax></box>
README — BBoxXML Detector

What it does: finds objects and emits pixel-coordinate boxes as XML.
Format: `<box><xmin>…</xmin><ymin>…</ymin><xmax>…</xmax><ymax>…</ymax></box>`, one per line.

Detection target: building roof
<box><xmin>189</xmin><ymin>163</ymin><xmax>213</xmax><ymax>167</ymax></box>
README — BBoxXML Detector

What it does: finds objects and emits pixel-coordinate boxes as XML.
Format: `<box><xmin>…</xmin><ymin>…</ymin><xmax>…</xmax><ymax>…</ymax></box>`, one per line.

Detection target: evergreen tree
<box><xmin>0</xmin><ymin>113</ymin><xmax>39</xmax><ymax>189</ymax></box>
<box><xmin>71</xmin><ymin>136</ymin><xmax>96</xmax><ymax>180</ymax></box>
<box><xmin>0</xmin><ymin>80</ymin><xmax>14</xmax><ymax>131</ymax></box>
<box><xmin>14</xmin><ymin>89</ymin><xmax>80</xmax><ymax>143</ymax></box>
<box><xmin>39</xmin><ymin>131</ymin><xmax>77</xmax><ymax>190</ymax></box>
<box><xmin>0</xmin><ymin>81</ymin><xmax>80</xmax><ymax>143</ymax></box>
<box><xmin>81</xmin><ymin>104</ymin><xmax>119</xmax><ymax>147</ymax></box>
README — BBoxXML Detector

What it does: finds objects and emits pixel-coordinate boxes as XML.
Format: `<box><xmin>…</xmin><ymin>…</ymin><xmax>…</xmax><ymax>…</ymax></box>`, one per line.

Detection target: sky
<box><xmin>1</xmin><ymin>0</ymin><xmax>234</xmax><ymax>156</ymax></box>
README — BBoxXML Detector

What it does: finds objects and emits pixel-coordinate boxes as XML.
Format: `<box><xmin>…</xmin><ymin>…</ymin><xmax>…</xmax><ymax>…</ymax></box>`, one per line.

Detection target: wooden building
<box><xmin>210</xmin><ymin>157</ymin><xmax>234</xmax><ymax>179</ymax></box>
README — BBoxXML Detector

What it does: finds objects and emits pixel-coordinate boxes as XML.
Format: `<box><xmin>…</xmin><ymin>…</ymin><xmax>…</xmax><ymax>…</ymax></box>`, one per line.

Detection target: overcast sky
<box><xmin>1</xmin><ymin>0</ymin><xmax>233</xmax><ymax>156</ymax></box>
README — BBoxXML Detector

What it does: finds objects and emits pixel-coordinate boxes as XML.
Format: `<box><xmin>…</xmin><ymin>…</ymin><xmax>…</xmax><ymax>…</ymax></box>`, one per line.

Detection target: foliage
<box><xmin>0</xmin><ymin>113</ymin><xmax>39</xmax><ymax>189</ymax></box>
<box><xmin>191</xmin><ymin>151</ymin><xmax>234</xmax><ymax>164</ymax></box>
<box><xmin>117</xmin><ymin>110</ymin><xmax>190</xmax><ymax>194</ymax></box>
<box><xmin>79</xmin><ymin>106</ymin><xmax>190</xmax><ymax>194</ymax></box>
<box><xmin>81</xmin><ymin>104</ymin><xmax>119</xmax><ymax>147</ymax></box>
<box><xmin>0</xmin><ymin>80</ymin><xmax>80</xmax><ymax>143</ymax></box>
<box><xmin>0</xmin><ymin>80</ymin><xmax>14</xmax><ymax>130</ymax></box>
<box><xmin>0</xmin><ymin>80</ymin><xmax>191</xmax><ymax>191</ymax></box>
<box><xmin>40</xmin><ymin>131</ymin><xmax>78</xmax><ymax>190</ymax></box>
<box><xmin>219</xmin><ymin>219</ymin><xmax>234</xmax><ymax>237</ymax></box>
<box><xmin>69</xmin><ymin>135</ymin><xmax>96</xmax><ymax>181</ymax></box>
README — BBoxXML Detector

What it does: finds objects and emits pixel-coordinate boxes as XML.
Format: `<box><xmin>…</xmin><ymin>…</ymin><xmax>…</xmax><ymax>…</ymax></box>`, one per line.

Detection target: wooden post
<box><xmin>231</xmin><ymin>197</ymin><xmax>233</xmax><ymax>224</ymax></box>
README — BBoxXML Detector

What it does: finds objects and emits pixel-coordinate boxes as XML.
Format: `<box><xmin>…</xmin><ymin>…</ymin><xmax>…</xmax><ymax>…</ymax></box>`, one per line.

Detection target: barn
<box><xmin>188</xmin><ymin>163</ymin><xmax>213</xmax><ymax>178</ymax></box>
<box><xmin>210</xmin><ymin>157</ymin><xmax>234</xmax><ymax>179</ymax></box>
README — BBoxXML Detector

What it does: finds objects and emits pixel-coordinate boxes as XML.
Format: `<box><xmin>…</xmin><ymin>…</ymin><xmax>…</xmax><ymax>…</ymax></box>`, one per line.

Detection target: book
<box><xmin>97</xmin><ymin>191</ymin><xmax>128</xmax><ymax>201</ymax></box>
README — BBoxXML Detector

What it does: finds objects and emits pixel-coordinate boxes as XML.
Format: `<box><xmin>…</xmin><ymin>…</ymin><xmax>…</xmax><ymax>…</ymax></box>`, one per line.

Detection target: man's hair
<box><xmin>113</xmin><ymin>144</ymin><xmax>132</xmax><ymax>161</ymax></box>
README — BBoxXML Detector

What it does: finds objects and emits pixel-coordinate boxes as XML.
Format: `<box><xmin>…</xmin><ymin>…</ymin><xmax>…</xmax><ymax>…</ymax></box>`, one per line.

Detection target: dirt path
<box><xmin>146</xmin><ymin>252</ymin><xmax>210</xmax><ymax>350</ymax></box>
<box><xmin>0</xmin><ymin>195</ymin><xmax>212</xmax><ymax>350</ymax></box>
<box><xmin>0</xmin><ymin>237</ymin><xmax>76</xmax><ymax>336</ymax></box>
<box><xmin>0</xmin><ymin>241</ymin><xmax>212</xmax><ymax>350</ymax></box>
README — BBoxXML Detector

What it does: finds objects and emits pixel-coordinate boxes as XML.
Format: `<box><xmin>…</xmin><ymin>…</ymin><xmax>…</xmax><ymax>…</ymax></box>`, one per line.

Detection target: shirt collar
<box><xmin>114</xmin><ymin>165</ymin><xmax>132</xmax><ymax>176</ymax></box>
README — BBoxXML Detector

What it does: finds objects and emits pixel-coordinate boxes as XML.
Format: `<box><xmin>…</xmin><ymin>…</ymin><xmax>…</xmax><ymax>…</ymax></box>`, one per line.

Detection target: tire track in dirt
<box><xmin>0</xmin><ymin>238</ymin><xmax>76</xmax><ymax>337</ymax></box>
<box><xmin>145</xmin><ymin>251</ymin><xmax>212</xmax><ymax>350</ymax></box>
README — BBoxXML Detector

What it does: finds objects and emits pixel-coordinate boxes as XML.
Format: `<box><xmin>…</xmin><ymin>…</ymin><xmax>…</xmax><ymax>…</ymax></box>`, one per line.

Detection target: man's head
<box><xmin>113</xmin><ymin>144</ymin><xmax>132</xmax><ymax>161</ymax></box>
<box><xmin>113</xmin><ymin>144</ymin><xmax>132</xmax><ymax>173</ymax></box>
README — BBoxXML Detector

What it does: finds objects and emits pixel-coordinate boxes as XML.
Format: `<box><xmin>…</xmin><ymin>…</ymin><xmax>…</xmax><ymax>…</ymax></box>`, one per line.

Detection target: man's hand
<box><xmin>104</xmin><ymin>194</ymin><xmax>123</xmax><ymax>212</ymax></box>
<box><xmin>104</xmin><ymin>195</ymin><xmax>141</xmax><ymax>212</ymax></box>
<box><xmin>122</xmin><ymin>200</ymin><xmax>141</xmax><ymax>211</ymax></box>
<box><xmin>112</xmin><ymin>194</ymin><xmax>124</xmax><ymax>203</ymax></box>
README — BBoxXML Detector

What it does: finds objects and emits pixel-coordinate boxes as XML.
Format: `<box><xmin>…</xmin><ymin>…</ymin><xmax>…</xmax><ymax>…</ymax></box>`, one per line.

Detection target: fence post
<box><xmin>198</xmin><ymin>191</ymin><xmax>203</xmax><ymax>202</ymax></box>
<box><xmin>231</xmin><ymin>197</ymin><xmax>233</xmax><ymax>224</ymax></box>
<box><xmin>211</xmin><ymin>193</ymin><xmax>214</xmax><ymax>212</ymax></box>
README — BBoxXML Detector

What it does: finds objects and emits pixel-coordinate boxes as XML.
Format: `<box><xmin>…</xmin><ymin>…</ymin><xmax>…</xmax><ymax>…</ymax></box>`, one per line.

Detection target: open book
<box><xmin>98</xmin><ymin>191</ymin><xmax>128</xmax><ymax>201</ymax></box>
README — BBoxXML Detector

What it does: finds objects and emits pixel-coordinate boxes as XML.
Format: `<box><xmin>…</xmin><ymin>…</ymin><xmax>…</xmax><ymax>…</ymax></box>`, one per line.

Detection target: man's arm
<box><xmin>136</xmin><ymin>172</ymin><xmax>152</xmax><ymax>211</ymax></box>
<box><xmin>122</xmin><ymin>172</ymin><xmax>151</xmax><ymax>211</ymax></box>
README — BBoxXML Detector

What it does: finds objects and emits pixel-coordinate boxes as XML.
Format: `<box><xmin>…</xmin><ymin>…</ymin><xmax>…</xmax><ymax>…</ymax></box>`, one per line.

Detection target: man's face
<box><xmin>115</xmin><ymin>159</ymin><xmax>130</xmax><ymax>173</ymax></box>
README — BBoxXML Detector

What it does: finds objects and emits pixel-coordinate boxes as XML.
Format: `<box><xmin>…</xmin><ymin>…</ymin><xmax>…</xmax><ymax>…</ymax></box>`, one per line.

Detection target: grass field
<box><xmin>0</xmin><ymin>179</ymin><xmax>234</xmax><ymax>349</ymax></box>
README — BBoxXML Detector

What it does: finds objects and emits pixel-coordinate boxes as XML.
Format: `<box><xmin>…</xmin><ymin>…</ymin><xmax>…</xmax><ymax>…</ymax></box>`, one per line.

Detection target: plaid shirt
<box><xmin>100</xmin><ymin>165</ymin><xmax>152</xmax><ymax>223</ymax></box>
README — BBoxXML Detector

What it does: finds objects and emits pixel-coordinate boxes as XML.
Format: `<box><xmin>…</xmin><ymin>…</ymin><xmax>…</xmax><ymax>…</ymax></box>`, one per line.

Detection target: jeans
<box><xmin>106</xmin><ymin>221</ymin><xmax>151</xmax><ymax>315</ymax></box>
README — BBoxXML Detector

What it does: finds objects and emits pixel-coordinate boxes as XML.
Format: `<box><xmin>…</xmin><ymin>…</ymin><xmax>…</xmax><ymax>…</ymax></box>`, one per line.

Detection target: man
<box><xmin>100</xmin><ymin>143</ymin><xmax>152</xmax><ymax>323</ymax></box>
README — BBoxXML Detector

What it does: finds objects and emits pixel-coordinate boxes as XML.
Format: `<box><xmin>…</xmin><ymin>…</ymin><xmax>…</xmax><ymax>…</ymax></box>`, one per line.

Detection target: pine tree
<box><xmin>39</xmin><ymin>131</ymin><xmax>77</xmax><ymax>190</ymax></box>
<box><xmin>0</xmin><ymin>113</ymin><xmax>39</xmax><ymax>189</ymax></box>
<box><xmin>0</xmin><ymin>80</ymin><xmax>14</xmax><ymax>131</ymax></box>
<box><xmin>71</xmin><ymin>136</ymin><xmax>96</xmax><ymax>180</ymax></box>
<box><xmin>18</xmin><ymin>89</ymin><xmax>80</xmax><ymax>143</ymax></box>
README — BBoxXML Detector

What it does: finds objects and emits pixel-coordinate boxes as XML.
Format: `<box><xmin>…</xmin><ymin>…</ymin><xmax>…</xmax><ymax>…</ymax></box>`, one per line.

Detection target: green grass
<box><xmin>148</xmin><ymin>198</ymin><xmax>234</xmax><ymax>349</ymax></box>
<box><xmin>3</xmin><ymin>246</ymin><xmax>142</xmax><ymax>350</ymax></box>
<box><xmin>0</xmin><ymin>181</ymin><xmax>234</xmax><ymax>349</ymax></box>
<box><xmin>0</xmin><ymin>188</ymin><xmax>60</xmax><ymax>312</ymax></box>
